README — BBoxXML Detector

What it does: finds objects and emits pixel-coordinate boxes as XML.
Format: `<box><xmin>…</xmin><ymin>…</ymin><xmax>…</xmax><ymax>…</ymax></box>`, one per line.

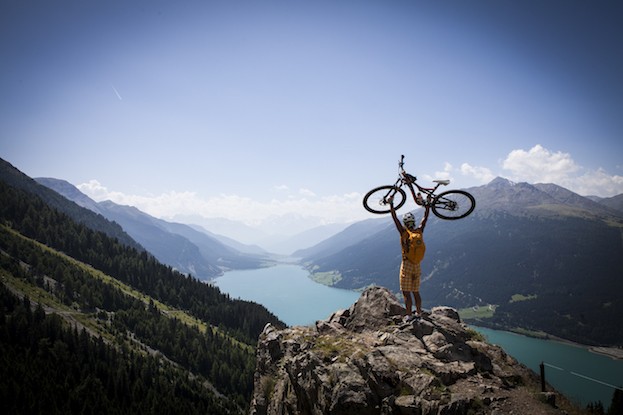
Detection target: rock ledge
<box><xmin>250</xmin><ymin>286</ymin><xmax>568</xmax><ymax>415</ymax></box>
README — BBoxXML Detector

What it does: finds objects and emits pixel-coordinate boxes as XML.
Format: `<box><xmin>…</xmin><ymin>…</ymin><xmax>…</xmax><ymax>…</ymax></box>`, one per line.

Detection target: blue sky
<box><xmin>1</xmin><ymin>0</ymin><xmax>622</xmax><ymax>228</ymax></box>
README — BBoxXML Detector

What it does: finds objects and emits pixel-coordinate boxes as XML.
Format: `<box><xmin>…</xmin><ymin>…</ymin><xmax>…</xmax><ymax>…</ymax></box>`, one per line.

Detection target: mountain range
<box><xmin>3</xmin><ymin>156</ymin><xmax>623</xmax><ymax>346</ymax></box>
<box><xmin>34</xmin><ymin>178</ymin><xmax>353</xmax><ymax>278</ymax></box>
<box><xmin>35</xmin><ymin>177</ymin><xmax>276</xmax><ymax>280</ymax></box>
<box><xmin>298</xmin><ymin>177</ymin><xmax>623</xmax><ymax>346</ymax></box>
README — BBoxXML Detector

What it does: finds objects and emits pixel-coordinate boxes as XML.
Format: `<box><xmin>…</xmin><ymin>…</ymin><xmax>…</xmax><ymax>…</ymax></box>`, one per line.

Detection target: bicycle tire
<box><xmin>431</xmin><ymin>190</ymin><xmax>476</xmax><ymax>220</ymax></box>
<box><xmin>363</xmin><ymin>185</ymin><xmax>407</xmax><ymax>214</ymax></box>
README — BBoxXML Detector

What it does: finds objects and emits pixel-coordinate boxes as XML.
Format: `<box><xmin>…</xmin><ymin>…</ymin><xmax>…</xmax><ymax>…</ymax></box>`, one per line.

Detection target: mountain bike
<box><xmin>363</xmin><ymin>155</ymin><xmax>476</xmax><ymax>220</ymax></box>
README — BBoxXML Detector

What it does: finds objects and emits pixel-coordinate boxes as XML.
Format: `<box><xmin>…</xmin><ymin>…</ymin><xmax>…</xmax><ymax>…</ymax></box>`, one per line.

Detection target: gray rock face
<box><xmin>250</xmin><ymin>286</ymin><xmax>563</xmax><ymax>415</ymax></box>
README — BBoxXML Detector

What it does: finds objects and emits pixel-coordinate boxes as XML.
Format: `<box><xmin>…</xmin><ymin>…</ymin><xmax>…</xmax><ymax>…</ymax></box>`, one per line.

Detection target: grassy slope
<box><xmin>1</xmin><ymin>223</ymin><xmax>252</xmax><ymax>354</ymax></box>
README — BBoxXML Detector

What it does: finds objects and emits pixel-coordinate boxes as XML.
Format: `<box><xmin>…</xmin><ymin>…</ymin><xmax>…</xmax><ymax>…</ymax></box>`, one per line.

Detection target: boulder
<box><xmin>250</xmin><ymin>286</ymin><xmax>565</xmax><ymax>415</ymax></box>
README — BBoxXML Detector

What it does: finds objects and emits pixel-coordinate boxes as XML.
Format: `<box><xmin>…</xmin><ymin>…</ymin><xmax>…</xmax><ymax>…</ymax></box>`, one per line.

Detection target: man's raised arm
<box><xmin>389</xmin><ymin>199</ymin><xmax>404</xmax><ymax>234</ymax></box>
<box><xmin>418</xmin><ymin>204</ymin><xmax>431</xmax><ymax>232</ymax></box>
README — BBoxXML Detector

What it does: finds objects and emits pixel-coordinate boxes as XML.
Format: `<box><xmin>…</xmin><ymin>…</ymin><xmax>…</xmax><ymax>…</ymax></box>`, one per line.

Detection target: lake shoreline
<box><xmin>233</xmin><ymin>265</ymin><xmax>623</xmax><ymax>361</ymax></box>
<box><xmin>589</xmin><ymin>346</ymin><xmax>623</xmax><ymax>360</ymax></box>
<box><xmin>467</xmin><ymin>322</ymin><xmax>623</xmax><ymax>361</ymax></box>
<box><xmin>522</xmin><ymin>332</ymin><xmax>623</xmax><ymax>361</ymax></box>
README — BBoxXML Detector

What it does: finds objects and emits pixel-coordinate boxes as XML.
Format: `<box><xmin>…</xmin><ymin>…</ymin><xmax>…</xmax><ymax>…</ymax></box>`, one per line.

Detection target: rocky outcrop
<box><xmin>250</xmin><ymin>287</ymin><xmax>569</xmax><ymax>415</ymax></box>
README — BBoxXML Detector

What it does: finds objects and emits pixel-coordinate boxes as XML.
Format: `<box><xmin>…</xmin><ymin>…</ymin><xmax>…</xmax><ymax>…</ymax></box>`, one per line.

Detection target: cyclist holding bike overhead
<box><xmin>389</xmin><ymin>195</ymin><xmax>430</xmax><ymax>322</ymax></box>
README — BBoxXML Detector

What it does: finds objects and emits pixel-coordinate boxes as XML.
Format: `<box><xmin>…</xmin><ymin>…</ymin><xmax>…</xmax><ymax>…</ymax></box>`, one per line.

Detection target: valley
<box><xmin>2</xmin><ymin>156</ymin><xmax>623</xmax><ymax>412</ymax></box>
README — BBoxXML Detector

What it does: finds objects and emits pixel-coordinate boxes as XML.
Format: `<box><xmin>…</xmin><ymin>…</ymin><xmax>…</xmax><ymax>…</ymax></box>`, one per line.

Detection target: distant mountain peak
<box><xmin>36</xmin><ymin>177</ymin><xmax>82</xmax><ymax>197</ymax></box>
<box><xmin>487</xmin><ymin>176</ymin><xmax>515</xmax><ymax>186</ymax></box>
<box><xmin>35</xmin><ymin>177</ymin><xmax>104</xmax><ymax>215</ymax></box>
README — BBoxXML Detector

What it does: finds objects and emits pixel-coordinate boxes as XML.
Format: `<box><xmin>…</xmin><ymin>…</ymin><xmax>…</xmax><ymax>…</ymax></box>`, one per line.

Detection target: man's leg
<box><xmin>414</xmin><ymin>291</ymin><xmax>422</xmax><ymax>316</ymax></box>
<box><xmin>402</xmin><ymin>290</ymin><xmax>413</xmax><ymax>316</ymax></box>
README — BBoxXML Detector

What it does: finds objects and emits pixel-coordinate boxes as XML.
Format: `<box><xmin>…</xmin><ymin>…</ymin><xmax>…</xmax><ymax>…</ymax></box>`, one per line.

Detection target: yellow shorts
<box><xmin>400</xmin><ymin>260</ymin><xmax>421</xmax><ymax>292</ymax></box>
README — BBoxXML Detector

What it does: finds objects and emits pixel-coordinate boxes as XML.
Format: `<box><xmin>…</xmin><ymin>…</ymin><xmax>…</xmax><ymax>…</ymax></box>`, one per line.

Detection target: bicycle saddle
<box><xmin>433</xmin><ymin>180</ymin><xmax>450</xmax><ymax>185</ymax></box>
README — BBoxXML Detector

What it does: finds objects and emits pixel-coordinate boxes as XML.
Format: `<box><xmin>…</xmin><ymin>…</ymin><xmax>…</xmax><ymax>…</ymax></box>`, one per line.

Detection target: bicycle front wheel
<box><xmin>431</xmin><ymin>190</ymin><xmax>475</xmax><ymax>220</ymax></box>
<box><xmin>363</xmin><ymin>185</ymin><xmax>406</xmax><ymax>214</ymax></box>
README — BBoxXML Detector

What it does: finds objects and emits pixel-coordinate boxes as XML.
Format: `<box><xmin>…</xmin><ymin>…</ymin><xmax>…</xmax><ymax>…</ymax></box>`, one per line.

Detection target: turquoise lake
<box><xmin>213</xmin><ymin>264</ymin><xmax>361</xmax><ymax>327</ymax></box>
<box><xmin>213</xmin><ymin>264</ymin><xmax>622</xmax><ymax>409</ymax></box>
<box><xmin>473</xmin><ymin>327</ymin><xmax>622</xmax><ymax>410</ymax></box>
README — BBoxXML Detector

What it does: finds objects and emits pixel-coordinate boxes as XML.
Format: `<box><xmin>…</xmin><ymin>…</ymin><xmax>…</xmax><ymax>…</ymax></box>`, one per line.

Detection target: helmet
<box><xmin>403</xmin><ymin>212</ymin><xmax>416</xmax><ymax>227</ymax></box>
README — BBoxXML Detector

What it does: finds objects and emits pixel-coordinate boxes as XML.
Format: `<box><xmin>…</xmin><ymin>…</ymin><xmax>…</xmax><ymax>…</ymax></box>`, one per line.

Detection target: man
<box><xmin>389</xmin><ymin>196</ymin><xmax>430</xmax><ymax>322</ymax></box>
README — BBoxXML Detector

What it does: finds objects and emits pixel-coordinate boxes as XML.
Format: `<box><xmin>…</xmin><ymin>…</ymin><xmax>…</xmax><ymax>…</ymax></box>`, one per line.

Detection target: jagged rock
<box><xmin>250</xmin><ymin>286</ymin><xmax>567</xmax><ymax>415</ymax></box>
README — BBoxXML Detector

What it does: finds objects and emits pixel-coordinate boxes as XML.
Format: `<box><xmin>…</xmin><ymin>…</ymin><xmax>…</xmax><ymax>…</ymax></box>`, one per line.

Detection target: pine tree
<box><xmin>609</xmin><ymin>388</ymin><xmax>623</xmax><ymax>415</ymax></box>
<box><xmin>587</xmin><ymin>401</ymin><xmax>605</xmax><ymax>414</ymax></box>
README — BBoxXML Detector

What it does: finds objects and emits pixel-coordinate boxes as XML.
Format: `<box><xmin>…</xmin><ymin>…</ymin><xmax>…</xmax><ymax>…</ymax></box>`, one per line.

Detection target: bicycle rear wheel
<box><xmin>363</xmin><ymin>185</ymin><xmax>407</xmax><ymax>214</ymax></box>
<box><xmin>431</xmin><ymin>190</ymin><xmax>475</xmax><ymax>220</ymax></box>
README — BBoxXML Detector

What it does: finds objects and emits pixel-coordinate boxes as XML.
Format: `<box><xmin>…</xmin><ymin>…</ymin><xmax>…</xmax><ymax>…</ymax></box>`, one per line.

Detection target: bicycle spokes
<box><xmin>436</xmin><ymin>196</ymin><xmax>460</xmax><ymax>212</ymax></box>
<box><xmin>431</xmin><ymin>190</ymin><xmax>476</xmax><ymax>220</ymax></box>
<box><xmin>363</xmin><ymin>185</ymin><xmax>407</xmax><ymax>214</ymax></box>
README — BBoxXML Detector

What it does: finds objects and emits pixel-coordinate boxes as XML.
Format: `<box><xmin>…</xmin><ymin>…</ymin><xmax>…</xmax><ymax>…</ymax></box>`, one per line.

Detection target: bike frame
<box><xmin>395</xmin><ymin>155</ymin><xmax>445</xmax><ymax>206</ymax></box>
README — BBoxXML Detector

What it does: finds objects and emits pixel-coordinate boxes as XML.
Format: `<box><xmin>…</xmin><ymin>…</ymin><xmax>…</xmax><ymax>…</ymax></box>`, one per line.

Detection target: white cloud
<box><xmin>77</xmin><ymin>179</ymin><xmax>126</xmax><ymax>201</ymax></box>
<box><xmin>563</xmin><ymin>168</ymin><xmax>623</xmax><ymax>197</ymax></box>
<box><xmin>423</xmin><ymin>162</ymin><xmax>454</xmax><ymax>182</ymax></box>
<box><xmin>460</xmin><ymin>163</ymin><xmax>495</xmax><ymax>183</ymax></box>
<box><xmin>436</xmin><ymin>162</ymin><xmax>453</xmax><ymax>180</ymax></box>
<box><xmin>501</xmin><ymin>144</ymin><xmax>623</xmax><ymax>196</ymax></box>
<box><xmin>502</xmin><ymin>144</ymin><xmax>578</xmax><ymax>183</ymax></box>
<box><xmin>299</xmin><ymin>188</ymin><xmax>316</xmax><ymax>197</ymax></box>
<box><xmin>78</xmin><ymin>180</ymin><xmax>368</xmax><ymax>226</ymax></box>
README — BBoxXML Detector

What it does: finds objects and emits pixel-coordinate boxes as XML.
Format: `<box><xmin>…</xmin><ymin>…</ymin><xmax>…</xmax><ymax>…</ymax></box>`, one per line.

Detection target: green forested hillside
<box><xmin>0</xmin><ymin>285</ymin><xmax>239</xmax><ymax>415</ymax></box>
<box><xmin>0</xmin><ymin>158</ymin><xmax>141</xmax><ymax>250</ymax></box>
<box><xmin>0</xmin><ymin>179</ymin><xmax>285</xmax><ymax>413</ymax></box>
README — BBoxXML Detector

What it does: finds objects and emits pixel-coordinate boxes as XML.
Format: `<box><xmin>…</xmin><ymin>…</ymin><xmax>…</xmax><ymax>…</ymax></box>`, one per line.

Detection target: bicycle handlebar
<box><xmin>399</xmin><ymin>155</ymin><xmax>417</xmax><ymax>183</ymax></box>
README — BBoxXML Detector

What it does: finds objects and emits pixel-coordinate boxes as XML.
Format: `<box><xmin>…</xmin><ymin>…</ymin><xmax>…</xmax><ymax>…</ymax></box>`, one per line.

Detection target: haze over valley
<box><xmin>6</xmin><ymin>158</ymin><xmax>620</xmax><ymax>349</ymax></box>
